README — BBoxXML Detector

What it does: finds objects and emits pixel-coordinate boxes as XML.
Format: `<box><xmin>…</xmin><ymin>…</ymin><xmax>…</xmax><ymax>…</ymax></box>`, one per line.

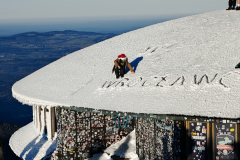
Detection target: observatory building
<box><xmin>10</xmin><ymin>10</ymin><xmax>240</xmax><ymax>160</ymax></box>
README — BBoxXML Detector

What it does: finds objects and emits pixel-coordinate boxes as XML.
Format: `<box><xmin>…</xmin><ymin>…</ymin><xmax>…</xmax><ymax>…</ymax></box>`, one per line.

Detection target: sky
<box><xmin>0</xmin><ymin>0</ymin><xmax>226</xmax><ymax>20</ymax></box>
<box><xmin>0</xmin><ymin>0</ymin><xmax>227</xmax><ymax>35</ymax></box>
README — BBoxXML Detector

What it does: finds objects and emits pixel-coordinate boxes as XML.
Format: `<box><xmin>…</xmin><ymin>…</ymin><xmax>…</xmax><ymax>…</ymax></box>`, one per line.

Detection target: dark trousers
<box><xmin>229</xmin><ymin>0</ymin><xmax>236</xmax><ymax>7</ymax></box>
<box><xmin>115</xmin><ymin>66</ymin><xmax>125</xmax><ymax>78</ymax></box>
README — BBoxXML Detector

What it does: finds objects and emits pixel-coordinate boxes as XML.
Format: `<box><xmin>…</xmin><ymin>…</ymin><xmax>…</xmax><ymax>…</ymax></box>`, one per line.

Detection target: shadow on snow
<box><xmin>20</xmin><ymin>135</ymin><xmax>47</xmax><ymax>160</ymax></box>
<box><xmin>126</xmin><ymin>56</ymin><xmax>143</xmax><ymax>73</ymax></box>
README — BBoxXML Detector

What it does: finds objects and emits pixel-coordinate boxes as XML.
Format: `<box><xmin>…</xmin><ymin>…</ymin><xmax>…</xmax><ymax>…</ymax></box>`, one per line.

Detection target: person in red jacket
<box><xmin>112</xmin><ymin>54</ymin><xmax>134</xmax><ymax>79</ymax></box>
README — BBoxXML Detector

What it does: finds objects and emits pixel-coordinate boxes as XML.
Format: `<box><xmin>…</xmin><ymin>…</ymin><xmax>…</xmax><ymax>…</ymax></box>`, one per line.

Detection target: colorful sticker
<box><xmin>215</xmin><ymin>123</ymin><xmax>235</xmax><ymax>160</ymax></box>
<box><xmin>190</xmin><ymin>122</ymin><xmax>207</xmax><ymax>160</ymax></box>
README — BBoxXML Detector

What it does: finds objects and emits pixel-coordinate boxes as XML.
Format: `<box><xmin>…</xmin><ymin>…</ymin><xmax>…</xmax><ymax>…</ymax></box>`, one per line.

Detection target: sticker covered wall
<box><xmin>190</xmin><ymin>122</ymin><xmax>207</xmax><ymax>160</ymax></box>
<box><xmin>52</xmin><ymin>107</ymin><xmax>135</xmax><ymax>160</ymax></box>
<box><xmin>136</xmin><ymin>118</ymin><xmax>185</xmax><ymax>160</ymax></box>
<box><xmin>215</xmin><ymin>123</ymin><xmax>236</xmax><ymax>160</ymax></box>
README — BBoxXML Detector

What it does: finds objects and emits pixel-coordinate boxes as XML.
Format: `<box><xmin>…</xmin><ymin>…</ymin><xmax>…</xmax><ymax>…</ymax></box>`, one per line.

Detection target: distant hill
<box><xmin>0</xmin><ymin>30</ymin><xmax>117</xmax><ymax>59</ymax></box>
<box><xmin>0</xmin><ymin>30</ymin><xmax>117</xmax><ymax>124</ymax></box>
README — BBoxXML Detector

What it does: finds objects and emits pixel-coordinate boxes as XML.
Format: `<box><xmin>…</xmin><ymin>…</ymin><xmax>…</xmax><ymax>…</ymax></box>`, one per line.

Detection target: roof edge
<box><xmin>12</xmin><ymin>82</ymin><xmax>63</xmax><ymax>107</ymax></box>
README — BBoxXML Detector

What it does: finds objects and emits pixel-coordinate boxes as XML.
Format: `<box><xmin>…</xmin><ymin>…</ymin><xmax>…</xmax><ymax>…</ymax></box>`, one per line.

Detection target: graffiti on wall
<box><xmin>52</xmin><ymin>108</ymin><xmax>240</xmax><ymax>160</ymax></box>
<box><xmin>215</xmin><ymin>123</ymin><xmax>236</xmax><ymax>160</ymax></box>
<box><xmin>136</xmin><ymin>118</ymin><xmax>184</xmax><ymax>160</ymax></box>
<box><xmin>105</xmin><ymin>115</ymin><xmax>134</xmax><ymax>148</ymax></box>
<box><xmin>173</xmin><ymin>121</ymin><xmax>184</xmax><ymax>160</ymax></box>
<box><xmin>61</xmin><ymin>109</ymin><xmax>79</xmax><ymax>159</ymax></box>
<box><xmin>155</xmin><ymin>119</ymin><xmax>173</xmax><ymax>159</ymax></box>
<box><xmin>136</xmin><ymin>118</ymin><xmax>155</xmax><ymax>160</ymax></box>
<box><xmin>190</xmin><ymin>122</ymin><xmax>207</xmax><ymax>160</ymax></box>
<box><xmin>53</xmin><ymin>108</ymin><xmax>134</xmax><ymax>160</ymax></box>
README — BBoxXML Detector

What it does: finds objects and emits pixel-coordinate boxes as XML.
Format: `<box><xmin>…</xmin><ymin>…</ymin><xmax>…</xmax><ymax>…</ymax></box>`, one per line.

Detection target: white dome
<box><xmin>12</xmin><ymin>10</ymin><xmax>240</xmax><ymax>118</ymax></box>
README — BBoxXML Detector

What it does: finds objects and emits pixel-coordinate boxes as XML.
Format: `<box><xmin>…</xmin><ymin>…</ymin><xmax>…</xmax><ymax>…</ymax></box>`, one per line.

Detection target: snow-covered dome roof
<box><xmin>12</xmin><ymin>10</ymin><xmax>240</xmax><ymax>118</ymax></box>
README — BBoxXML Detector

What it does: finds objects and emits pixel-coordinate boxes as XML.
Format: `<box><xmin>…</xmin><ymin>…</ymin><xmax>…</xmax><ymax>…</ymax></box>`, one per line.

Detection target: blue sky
<box><xmin>0</xmin><ymin>0</ymin><xmax>226</xmax><ymax>35</ymax></box>
<box><xmin>0</xmin><ymin>0</ymin><xmax>226</xmax><ymax>20</ymax></box>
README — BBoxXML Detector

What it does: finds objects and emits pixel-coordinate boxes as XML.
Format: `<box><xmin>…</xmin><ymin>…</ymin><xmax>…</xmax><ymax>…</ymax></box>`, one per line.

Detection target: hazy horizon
<box><xmin>0</xmin><ymin>0</ymin><xmax>226</xmax><ymax>36</ymax></box>
<box><xmin>0</xmin><ymin>0</ymin><xmax>225</xmax><ymax>20</ymax></box>
<box><xmin>0</xmin><ymin>13</ymin><xmax>195</xmax><ymax>36</ymax></box>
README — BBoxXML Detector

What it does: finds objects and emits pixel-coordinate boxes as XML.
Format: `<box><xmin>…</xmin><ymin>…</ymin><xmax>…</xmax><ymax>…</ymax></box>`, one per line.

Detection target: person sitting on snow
<box><xmin>112</xmin><ymin>54</ymin><xmax>134</xmax><ymax>79</ymax></box>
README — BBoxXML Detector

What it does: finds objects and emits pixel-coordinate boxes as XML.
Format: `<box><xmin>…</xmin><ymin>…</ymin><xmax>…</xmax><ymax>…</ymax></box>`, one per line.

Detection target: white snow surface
<box><xmin>12</xmin><ymin>10</ymin><xmax>240</xmax><ymax>118</ymax></box>
<box><xmin>88</xmin><ymin>130</ymin><xmax>138</xmax><ymax>160</ymax></box>
<box><xmin>9</xmin><ymin>122</ymin><xmax>57</xmax><ymax>160</ymax></box>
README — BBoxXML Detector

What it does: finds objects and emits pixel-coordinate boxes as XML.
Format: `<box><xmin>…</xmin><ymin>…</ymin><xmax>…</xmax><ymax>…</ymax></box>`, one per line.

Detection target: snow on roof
<box><xmin>9</xmin><ymin>122</ymin><xmax>57</xmax><ymax>160</ymax></box>
<box><xmin>12</xmin><ymin>10</ymin><xmax>240</xmax><ymax>118</ymax></box>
